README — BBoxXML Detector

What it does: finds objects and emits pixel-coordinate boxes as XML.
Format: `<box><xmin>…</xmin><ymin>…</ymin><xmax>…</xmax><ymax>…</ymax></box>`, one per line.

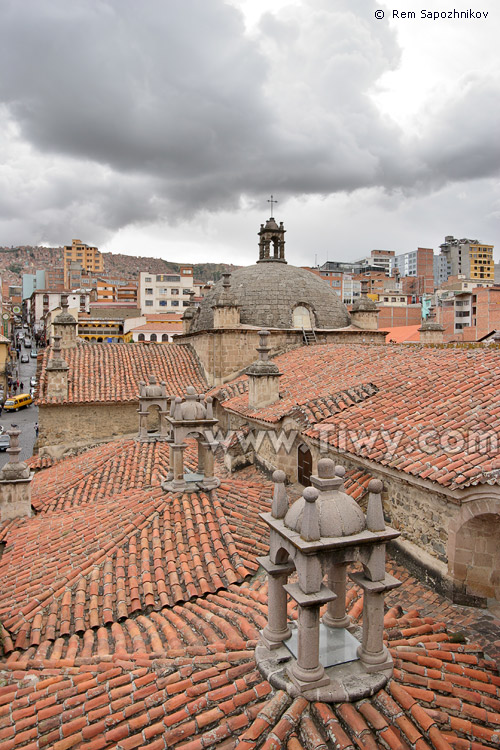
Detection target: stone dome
<box><xmin>284</xmin><ymin>459</ymin><xmax>366</xmax><ymax>538</ymax></box>
<box><xmin>191</xmin><ymin>219</ymin><xmax>351</xmax><ymax>332</ymax></box>
<box><xmin>179</xmin><ymin>386</ymin><xmax>207</xmax><ymax>420</ymax></box>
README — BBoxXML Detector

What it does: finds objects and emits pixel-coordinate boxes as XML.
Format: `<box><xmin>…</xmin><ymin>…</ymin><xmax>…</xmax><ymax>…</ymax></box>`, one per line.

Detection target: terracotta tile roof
<box><xmin>216</xmin><ymin>343</ymin><xmax>500</xmax><ymax>489</ymax></box>
<box><xmin>1</xmin><ymin>580</ymin><xmax>499</xmax><ymax>750</ymax></box>
<box><xmin>385</xmin><ymin>325</ymin><xmax>422</xmax><ymax>343</ymax></box>
<box><xmin>37</xmin><ymin>341</ymin><xmax>207</xmax><ymax>405</ymax></box>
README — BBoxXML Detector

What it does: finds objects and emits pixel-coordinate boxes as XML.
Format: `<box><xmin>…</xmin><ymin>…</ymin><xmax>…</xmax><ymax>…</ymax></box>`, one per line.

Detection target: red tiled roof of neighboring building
<box><xmin>385</xmin><ymin>324</ymin><xmax>421</xmax><ymax>343</ymax></box>
<box><xmin>1</xmin><ymin>578</ymin><xmax>499</xmax><ymax>750</ymax></box>
<box><xmin>37</xmin><ymin>341</ymin><xmax>207</xmax><ymax>405</ymax></box>
<box><xmin>216</xmin><ymin>343</ymin><xmax>500</xmax><ymax>489</ymax></box>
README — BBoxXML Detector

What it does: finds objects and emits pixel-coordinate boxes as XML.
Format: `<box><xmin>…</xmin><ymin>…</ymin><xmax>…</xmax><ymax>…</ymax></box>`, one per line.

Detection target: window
<box><xmin>150</xmin><ymin>334</ymin><xmax>157</xmax><ymax>342</ymax></box>
<box><xmin>162</xmin><ymin>334</ymin><xmax>169</xmax><ymax>341</ymax></box>
<box><xmin>145</xmin><ymin>277</ymin><xmax>151</xmax><ymax>282</ymax></box>
<box><xmin>159</xmin><ymin>300</ymin><xmax>167</xmax><ymax>306</ymax></box>
<box><xmin>171</xmin><ymin>300</ymin><xmax>179</xmax><ymax>307</ymax></box>
<box><xmin>183</xmin><ymin>301</ymin><xmax>190</xmax><ymax>307</ymax></box>
<box><xmin>138</xmin><ymin>333</ymin><xmax>145</xmax><ymax>341</ymax></box>
<box><xmin>145</xmin><ymin>288</ymin><xmax>153</xmax><ymax>294</ymax></box>
<box><xmin>171</xmin><ymin>288</ymin><xmax>179</xmax><ymax>295</ymax></box>
<box><xmin>183</xmin><ymin>288</ymin><xmax>192</xmax><ymax>295</ymax></box>
<box><xmin>145</xmin><ymin>300</ymin><xmax>153</xmax><ymax>306</ymax></box>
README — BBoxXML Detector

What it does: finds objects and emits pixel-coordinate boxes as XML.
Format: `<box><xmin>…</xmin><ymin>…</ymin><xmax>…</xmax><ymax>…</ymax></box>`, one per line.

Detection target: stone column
<box><xmin>349</xmin><ymin>572</ymin><xmax>401</xmax><ymax>672</ymax></box>
<box><xmin>200</xmin><ymin>441</ymin><xmax>219</xmax><ymax>489</ymax></box>
<box><xmin>170</xmin><ymin>443</ymin><xmax>186</xmax><ymax>487</ymax></box>
<box><xmin>0</xmin><ymin>427</ymin><xmax>33</xmax><ymax>521</ymax></box>
<box><xmin>284</xmin><ymin>582</ymin><xmax>336</xmax><ymax>692</ymax></box>
<box><xmin>322</xmin><ymin>563</ymin><xmax>350</xmax><ymax>628</ymax></box>
<box><xmin>257</xmin><ymin>556</ymin><xmax>295</xmax><ymax>650</ymax></box>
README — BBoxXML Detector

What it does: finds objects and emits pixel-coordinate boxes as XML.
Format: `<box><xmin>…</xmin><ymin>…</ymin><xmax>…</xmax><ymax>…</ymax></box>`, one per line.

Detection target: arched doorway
<box><xmin>297</xmin><ymin>443</ymin><xmax>312</xmax><ymax>486</ymax></box>
<box><xmin>293</xmin><ymin>305</ymin><xmax>312</xmax><ymax>329</ymax></box>
<box><xmin>452</xmin><ymin>513</ymin><xmax>500</xmax><ymax>601</ymax></box>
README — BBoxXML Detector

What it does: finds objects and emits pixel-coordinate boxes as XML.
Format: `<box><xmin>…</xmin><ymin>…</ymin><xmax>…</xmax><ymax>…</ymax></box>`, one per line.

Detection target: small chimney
<box><xmin>212</xmin><ymin>273</ymin><xmax>240</xmax><ymax>328</ymax></box>
<box><xmin>418</xmin><ymin>311</ymin><xmax>445</xmax><ymax>345</ymax></box>
<box><xmin>247</xmin><ymin>330</ymin><xmax>281</xmax><ymax>408</ymax></box>
<box><xmin>0</xmin><ymin>426</ymin><xmax>33</xmax><ymax>521</ymax></box>
<box><xmin>53</xmin><ymin>293</ymin><xmax>78</xmax><ymax>349</ymax></box>
<box><xmin>46</xmin><ymin>335</ymin><xmax>69</xmax><ymax>400</ymax></box>
<box><xmin>350</xmin><ymin>279</ymin><xmax>380</xmax><ymax>331</ymax></box>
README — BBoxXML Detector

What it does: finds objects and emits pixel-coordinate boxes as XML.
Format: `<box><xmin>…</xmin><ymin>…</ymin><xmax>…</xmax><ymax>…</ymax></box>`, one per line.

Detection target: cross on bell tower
<box><xmin>267</xmin><ymin>194</ymin><xmax>278</xmax><ymax>218</ymax></box>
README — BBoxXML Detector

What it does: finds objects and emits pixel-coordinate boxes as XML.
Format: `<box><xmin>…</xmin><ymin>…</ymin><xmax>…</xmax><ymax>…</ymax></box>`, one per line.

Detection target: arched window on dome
<box><xmin>292</xmin><ymin>305</ymin><xmax>312</xmax><ymax>329</ymax></box>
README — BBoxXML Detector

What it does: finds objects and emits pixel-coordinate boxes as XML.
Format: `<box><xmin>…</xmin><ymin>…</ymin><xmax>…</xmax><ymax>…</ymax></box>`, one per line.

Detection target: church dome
<box><xmin>191</xmin><ymin>218</ymin><xmax>351</xmax><ymax>332</ymax></box>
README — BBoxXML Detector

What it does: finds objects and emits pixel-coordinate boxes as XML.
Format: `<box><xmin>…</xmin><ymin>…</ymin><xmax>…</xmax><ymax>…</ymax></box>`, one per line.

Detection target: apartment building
<box><xmin>436</xmin><ymin>285</ymin><xmax>500</xmax><ymax>341</ymax></box>
<box><xmin>437</xmin><ymin>236</ymin><xmax>494</xmax><ymax>283</ymax></box>
<box><xmin>139</xmin><ymin>265</ymin><xmax>196</xmax><ymax>314</ymax></box>
<box><xmin>63</xmin><ymin>239</ymin><xmax>104</xmax><ymax>285</ymax></box>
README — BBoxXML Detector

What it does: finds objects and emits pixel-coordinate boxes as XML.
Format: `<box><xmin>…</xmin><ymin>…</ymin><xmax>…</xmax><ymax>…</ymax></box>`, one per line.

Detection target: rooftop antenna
<box><xmin>267</xmin><ymin>194</ymin><xmax>278</xmax><ymax>218</ymax></box>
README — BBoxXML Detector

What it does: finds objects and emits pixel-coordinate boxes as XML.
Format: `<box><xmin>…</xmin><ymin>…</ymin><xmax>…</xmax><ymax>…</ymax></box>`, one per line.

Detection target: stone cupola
<box><xmin>258</xmin><ymin>217</ymin><xmax>287</xmax><ymax>263</ymax></box>
<box><xmin>53</xmin><ymin>293</ymin><xmax>77</xmax><ymax>349</ymax></box>
<box><xmin>0</xmin><ymin>426</ymin><xmax>33</xmax><ymax>521</ymax></box>
<box><xmin>162</xmin><ymin>386</ymin><xmax>220</xmax><ymax>492</ymax></box>
<box><xmin>247</xmin><ymin>330</ymin><xmax>281</xmax><ymax>409</ymax></box>
<box><xmin>256</xmin><ymin>460</ymin><xmax>401</xmax><ymax>702</ymax></box>
<box><xmin>211</xmin><ymin>273</ymin><xmax>240</xmax><ymax>329</ymax></box>
<box><xmin>418</xmin><ymin>311</ymin><xmax>445</xmax><ymax>344</ymax></box>
<box><xmin>350</xmin><ymin>279</ymin><xmax>379</xmax><ymax>331</ymax></box>
<box><xmin>137</xmin><ymin>374</ymin><xmax>170</xmax><ymax>442</ymax></box>
<box><xmin>45</xmin><ymin>335</ymin><xmax>69</xmax><ymax>400</ymax></box>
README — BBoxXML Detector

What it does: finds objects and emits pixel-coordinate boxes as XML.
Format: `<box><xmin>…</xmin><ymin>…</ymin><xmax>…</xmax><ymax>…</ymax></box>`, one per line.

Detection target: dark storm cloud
<box><xmin>0</xmin><ymin>0</ymin><xmax>498</xmax><ymax>244</ymax></box>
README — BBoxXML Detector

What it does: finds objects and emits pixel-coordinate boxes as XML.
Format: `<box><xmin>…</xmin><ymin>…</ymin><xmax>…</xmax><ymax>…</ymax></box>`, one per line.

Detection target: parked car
<box><xmin>30</xmin><ymin>376</ymin><xmax>37</xmax><ymax>388</ymax></box>
<box><xmin>30</xmin><ymin>349</ymin><xmax>38</xmax><ymax>358</ymax></box>
<box><xmin>0</xmin><ymin>433</ymin><xmax>10</xmax><ymax>451</ymax></box>
<box><xmin>21</xmin><ymin>354</ymin><xmax>29</xmax><ymax>363</ymax></box>
<box><xmin>24</xmin><ymin>338</ymin><xmax>32</xmax><ymax>348</ymax></box>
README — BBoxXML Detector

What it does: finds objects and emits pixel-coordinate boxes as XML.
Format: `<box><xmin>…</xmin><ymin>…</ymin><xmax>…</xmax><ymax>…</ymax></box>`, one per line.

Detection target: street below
<box><xmin>0</xmin><ymin>339</ymin><xmax>39</xmax><ymax>468</ymax></box>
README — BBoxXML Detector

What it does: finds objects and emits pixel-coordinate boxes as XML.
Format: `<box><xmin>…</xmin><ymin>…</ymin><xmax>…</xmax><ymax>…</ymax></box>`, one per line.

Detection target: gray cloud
<box><xmin>0</xmin><ymin>0</ymin><xmax>498</xmax><ymax>247</ymax></box>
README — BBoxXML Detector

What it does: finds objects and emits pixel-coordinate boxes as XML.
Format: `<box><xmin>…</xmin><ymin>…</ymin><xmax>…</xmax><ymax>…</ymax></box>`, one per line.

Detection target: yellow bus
<box><xmin>4</xmin><ymin>393</ymin><xmax>33</xmax><ymax>411</ymax></box>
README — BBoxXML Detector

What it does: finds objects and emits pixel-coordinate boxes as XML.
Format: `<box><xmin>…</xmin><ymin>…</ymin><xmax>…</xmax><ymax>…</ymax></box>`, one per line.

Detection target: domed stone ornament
<box><xmin>256</xmin><ymin>460</ymin><xmax>402</xmax><ymax>702</ymax></box>
<box><xmin>137</xmin><ymin>374</ymin><xmax>170</xmax><ymax>443</ymax></box>
<box><xmin>162</xmin><ymin>387</ymin><xmax>220</xmax><ymax>493</ymax></box>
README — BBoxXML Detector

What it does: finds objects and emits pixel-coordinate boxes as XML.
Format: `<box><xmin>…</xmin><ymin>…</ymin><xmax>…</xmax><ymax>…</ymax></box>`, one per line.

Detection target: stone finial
<box><xmin>212</xmin><ymin>273</ymin><xmax>240</xmax><ymax>328</ymax></box>
<box><xmin>301</xmin><ymin>486</ymin><xmax>320</xmax><ymax>541</ymax></box>
<box><xmin>46</xmin><ymin>335</ymin><xmax>69</xmax><ymax>400</ymax></box>
<box><xmin>366</xmin><ymin>478</ymin><xmax>385</xmax><ymax>532</ymax></box>
<box><xmin>271</xmin><ymin>470</ymin><xmax>288</xmax><ymax>519</ymax></box>
<box><xmin>53</xmin><ymin>294</ymin><xmax>78</xmax><ymax>349</ymax></box>
<box><xmin>247</xmin><ymin>330</ymin><xmax>281</xmax><ymax>408</ymax></box>
<box><xmin>0</xmin><ymin>426</ymin><xmax>33</xmax><ymax>521</ymax></box>
<box><xmin>0</xmin><ymin>427</ymin><xmax>30</xmax><ymax>481</ymax></box>
<box><xmin>350</xmin><ymin>280</ymin><xmax>379</xmax><ymax>330</ymax></box>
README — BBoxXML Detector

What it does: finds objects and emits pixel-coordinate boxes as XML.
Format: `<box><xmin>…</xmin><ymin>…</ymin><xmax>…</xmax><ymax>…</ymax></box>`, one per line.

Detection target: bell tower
<box><xmin>258</xmin><ymin>197</ymin><xmax>287</xmax><ymax>263</ymax></box>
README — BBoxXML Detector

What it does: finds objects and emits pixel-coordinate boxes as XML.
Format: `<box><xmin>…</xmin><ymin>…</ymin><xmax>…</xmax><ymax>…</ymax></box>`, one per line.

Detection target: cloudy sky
<box><xmin>0</xmin><ymin>0</ymin><xmax>498</xmax><ymax>266</ymax></box>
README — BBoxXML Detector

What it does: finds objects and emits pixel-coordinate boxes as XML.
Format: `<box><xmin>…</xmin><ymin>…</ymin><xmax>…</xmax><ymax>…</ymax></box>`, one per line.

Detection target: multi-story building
<box><xmin>29</xmin><ymin>290</ymin><xmax>91</xmax><ymax>340</ymax></box>
<box><xmin>436</xmin><ymin>285</ymin><xmax>500</xmax><ymax>341</ymax></box>
<box><xmin>45</xmin><ymin>266</ymin><xmax>65</xmax><ymax>292</ymax></box>
<box><xmin>63</xmin><ymin>239</ymin><xmax>104</xmax><ymax>286</ymax></box>
<box><xmin>139</xmin><ymin>265</ymin><xmax>197</xmax><ymax>314</ymax></box>
<box><xmin>437</xmin><ymin>236</ymin><xmax>494</xmax><ymax>283</ymax></box>
<box><xmin>390</xmin><ymin>247</ymin><xmax>435</xmax><ymax>298</ymax></box>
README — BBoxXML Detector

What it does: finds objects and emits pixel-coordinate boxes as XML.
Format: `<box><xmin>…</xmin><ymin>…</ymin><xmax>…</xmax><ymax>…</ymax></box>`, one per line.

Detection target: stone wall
<box><xmin>38</xmin><ymin>401</ymin><xmax>141</xmax><ymax>456</ymax></box>
<box><xmin>177</xmin><ymin>328</ymin><xmax>386</xmax><ymax>386</ymax></box>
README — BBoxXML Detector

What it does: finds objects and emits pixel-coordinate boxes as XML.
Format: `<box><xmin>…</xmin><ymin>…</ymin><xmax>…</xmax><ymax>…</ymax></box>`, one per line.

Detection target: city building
<box><xmin>390</xmin><ymin>247</ymin><xmax>435</xmax><ymax>297</ymax></box>
<box><xmin>63</xmin><ymin>238</ymin><xmax>104</xmax><ymax>286</ymax></box>
<box><xmin>437</xmin><ymin>235</ymin><xmax>494</xmax><ymax>283</ymax></box>
<box><xmin>436</xmin><ymin>284</ymin><xmax>500</xmax><ymax>341</ymax></box>
<box><xmin>139</xmin><ymin>265</ymin><xmax>199</xmax><ymax>314</ymax></box>
<box><xmin>21</xmin><ymin>270</ymin><xmax>46</xmax><ymax>300</ymax></box>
